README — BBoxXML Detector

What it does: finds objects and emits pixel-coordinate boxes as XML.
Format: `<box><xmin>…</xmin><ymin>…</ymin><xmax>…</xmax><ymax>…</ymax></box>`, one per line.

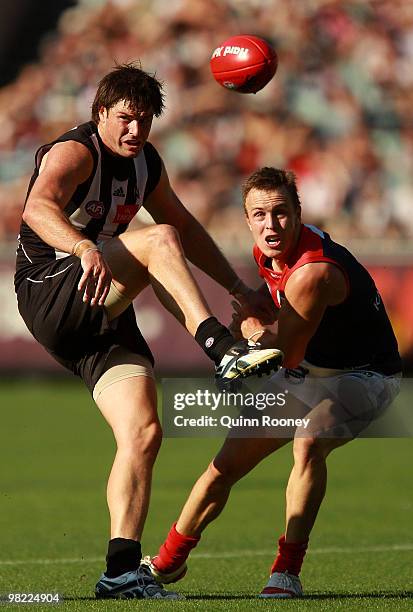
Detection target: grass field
<box><xmin>1</xmin><ymin>379</ymin><xmax>412</xmax><ymax>611</ymax></box>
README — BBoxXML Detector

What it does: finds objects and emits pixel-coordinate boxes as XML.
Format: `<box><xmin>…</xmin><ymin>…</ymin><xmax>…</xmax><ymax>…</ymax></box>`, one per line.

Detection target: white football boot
<box><xmin>259</xmin><ymin>571</ymin><xmax>303</xmax><ymax>598</ymax></box>
<box><xmin>215</xmin><ymin>340</ymin><xmax>283</xmax><ymax>390</ymax></box>
<box><xmin>141</xmin><ymin>555</ymin><xmax>187</xmax><ymax>585</ymax></box>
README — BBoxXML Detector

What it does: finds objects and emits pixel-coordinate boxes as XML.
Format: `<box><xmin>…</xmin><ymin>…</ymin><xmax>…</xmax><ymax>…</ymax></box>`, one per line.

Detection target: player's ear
<box><xmin>98</xmin><ymin>106</ymin><xmax>108</xmax><ymax>124</ymax></box>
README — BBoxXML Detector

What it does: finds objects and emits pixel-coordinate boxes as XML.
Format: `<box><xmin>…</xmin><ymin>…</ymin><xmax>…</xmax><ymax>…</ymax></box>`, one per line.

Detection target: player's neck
<box><xmin>271</xmin><ymin>258</ymin><xmax>284</xmax><ymax>274</ymax></box>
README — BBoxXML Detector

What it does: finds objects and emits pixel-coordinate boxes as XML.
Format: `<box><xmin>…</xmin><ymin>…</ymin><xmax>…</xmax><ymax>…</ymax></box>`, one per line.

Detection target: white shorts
<box><xmin>240</xmin><ymin>361</ymin><xmax>402</xmax><ymax>439</ymax></box>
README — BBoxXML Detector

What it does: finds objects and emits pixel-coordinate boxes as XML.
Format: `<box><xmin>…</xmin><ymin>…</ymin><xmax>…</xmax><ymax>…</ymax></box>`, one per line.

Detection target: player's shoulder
<box><xmin>44</xmin><ymin>138</ymin><xmax>93</xmax><ymax>164</ymax></box>
<box><xmin>288</xmin><ymin>260</ymin><xmax>341</xmax><ymax>284</ymax></box>
<box><xmin>286</xmin><ymin>261</ymin><xmax>348</xmax><ymax>304</ymax></box>
<box><xmin>39</xmin><ymin>139</ymin><xmax>94</xmax><ymax>182</ymax></box>
<box><xmin>42</xmin><ymin>121</ymin><xmax>96</xmax><ymax>163</ymax></box>
<box><xmin>143</xmin><ymin>140</ymin><xmax>163</xmax><ymax>169</ymax></box>
<box><xmin>143</xmin><ymin>139</ymin><xmax>159</xmax><ymax>154</ymax></box>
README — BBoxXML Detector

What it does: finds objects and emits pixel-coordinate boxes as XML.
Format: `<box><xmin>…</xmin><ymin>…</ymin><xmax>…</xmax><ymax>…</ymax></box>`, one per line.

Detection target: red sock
<box><xmin>154</xmin><ymin>523</ymin><xmax>200</xmax><ymax>573</ymax></box>
<box><xmin>270</xmin><ymin>534</ymin><xmax>308</xmax><ymax>577</ymax></box>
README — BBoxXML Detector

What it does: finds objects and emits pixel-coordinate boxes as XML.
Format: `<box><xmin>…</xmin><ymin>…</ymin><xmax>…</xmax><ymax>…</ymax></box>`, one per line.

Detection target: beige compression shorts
<box><xmin>104</xmin><ymin>281</ymin><xmax>134</xmax><ymax>322</ymax></box>
<box><xmin>93</xmin><ymin>346</ymin><xmax>155</xmax><ymax>402</ymax></box>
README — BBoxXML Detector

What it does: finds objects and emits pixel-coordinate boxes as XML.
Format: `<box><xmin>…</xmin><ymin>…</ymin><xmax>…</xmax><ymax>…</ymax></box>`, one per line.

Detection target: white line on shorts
<box><xmin>0</xmin><ymin>543</ymin><xmax>412</xmax><ymax>565</ymax></box>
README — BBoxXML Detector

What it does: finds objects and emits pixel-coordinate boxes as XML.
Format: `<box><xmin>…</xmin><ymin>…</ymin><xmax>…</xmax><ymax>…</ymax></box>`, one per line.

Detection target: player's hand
<box><xmin>78</xmin><ymin>249</ymin><xmax>112</xmax><ymax>307</ymax></box>
<box><xmin>228</xmin><ymin>314</ymin><xmax>243</xmax><ymax>340</ymax></box>
<box><xmin>232</xmin><ymin>287</ymin><xmax>277</xmax><ymax>325</ymax></box>
<box><xmin>231</xmin><ymin>299</ymin><xmax>265</xmax><ymax>338</ymax></box>
<box><xmin>231</xmin><ymin>300</ymin><xmax>279</xmax><ymax>348</ymax></box>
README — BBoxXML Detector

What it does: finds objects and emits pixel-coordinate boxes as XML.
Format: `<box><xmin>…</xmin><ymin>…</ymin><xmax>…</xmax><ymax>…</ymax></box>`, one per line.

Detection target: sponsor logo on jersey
<box><xmin>85</xmin><ymin>200</ymin><xmax>105</xmax><ymax>219</ymax></box>
<box><xmin>113</xmin><ymin>204</ymin><xmax>140</xmax><ymax>224</ymax></box>
<box><xmin>113</xmin><ymin>186</ymin><xmax>126</xmax><ymax>197</ymax></box>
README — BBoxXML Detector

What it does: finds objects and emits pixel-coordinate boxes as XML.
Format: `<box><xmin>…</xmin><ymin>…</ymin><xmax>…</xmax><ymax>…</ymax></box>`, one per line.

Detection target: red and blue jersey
<box><xmin>253</xmin><ymin>224</ymin><xmax>401</xmax><ymax>374</ymax></box>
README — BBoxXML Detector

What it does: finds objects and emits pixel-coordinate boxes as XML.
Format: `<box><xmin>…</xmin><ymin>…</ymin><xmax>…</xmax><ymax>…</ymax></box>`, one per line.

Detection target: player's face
<box><xmin>245</xmin><ymin>187</ymin><xmax>301</xmax><ymax>265</ymax></box>
<box><xmin>97</xmin><ymin>100</ymin><xmax>153</xmax><ymax>158</ymax></box>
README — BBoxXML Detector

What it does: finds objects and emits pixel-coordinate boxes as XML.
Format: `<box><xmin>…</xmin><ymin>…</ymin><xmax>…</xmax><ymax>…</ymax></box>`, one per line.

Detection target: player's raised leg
<box><xmin>145</xmin><ymin>435</ymin><xmax>290</xmax><ymax>584</ymax></box>
<box><xmin>102</xmin><ymin>224</ymin><xmax>283</xmax><ymax>384</ymax></box>
<box><xmin>93</xmin><ymin>373</ymin><xmax>180</xmax><ymax>599</ymax></box>
<box><xmin>102</xmin><ymin>224</ymin><xmax>210</xmax><ymax>334</ymax></box>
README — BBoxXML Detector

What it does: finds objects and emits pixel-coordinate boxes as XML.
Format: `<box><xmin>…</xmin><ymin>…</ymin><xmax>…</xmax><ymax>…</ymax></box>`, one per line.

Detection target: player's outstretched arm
<box><xmin>231</xmin><ymin>263</ymin><xmax>348</xmax><ymax>367</ymax></box>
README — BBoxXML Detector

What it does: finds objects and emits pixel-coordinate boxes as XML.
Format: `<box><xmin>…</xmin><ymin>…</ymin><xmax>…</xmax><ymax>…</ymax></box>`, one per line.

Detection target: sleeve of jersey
<box><xmin>143</xmin><ymin>142</ymin><xmax>163</xmax><ymax>200</ymax></box>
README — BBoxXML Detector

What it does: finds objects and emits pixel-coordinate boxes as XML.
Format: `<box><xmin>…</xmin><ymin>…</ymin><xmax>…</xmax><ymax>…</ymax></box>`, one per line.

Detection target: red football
<box><xmin>210</xmin><ymin>35</ymin><xmax>278</xmax><ymax>94</ymax></box>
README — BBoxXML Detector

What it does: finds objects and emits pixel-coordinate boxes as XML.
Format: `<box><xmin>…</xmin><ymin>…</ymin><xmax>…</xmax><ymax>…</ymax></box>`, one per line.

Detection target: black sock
<box><xmin>105</xmin><ymin>538</ymin><xmax>141</xmax><ymax>577</ymax></box>
<box><xmin>195</xmin><ymin>317</ymin><xmax>235</xmax><ymax>365</ymax></box>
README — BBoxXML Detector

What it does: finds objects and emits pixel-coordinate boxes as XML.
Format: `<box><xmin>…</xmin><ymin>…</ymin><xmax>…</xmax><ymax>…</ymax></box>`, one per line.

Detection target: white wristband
<box><xmin>72</xmin><ymin>238</ymin><xmax>96</xmax><ymax>257</ymax></box>
<box><xmin>247</xmin><ymin>329</ymin><xmax>266</xmax><ymax>342</ymax></box>
<box><xmin>81</xmin><ymin>247</ymin><xmax>99</xmax><ymax>257</ymax></box>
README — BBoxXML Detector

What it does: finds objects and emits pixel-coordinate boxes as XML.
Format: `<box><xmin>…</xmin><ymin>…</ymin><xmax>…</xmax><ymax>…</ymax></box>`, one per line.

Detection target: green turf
<box><xmin>0</xmin><ymin>379</ymin><xmax>412</xmax><ymax>611</ymax></box>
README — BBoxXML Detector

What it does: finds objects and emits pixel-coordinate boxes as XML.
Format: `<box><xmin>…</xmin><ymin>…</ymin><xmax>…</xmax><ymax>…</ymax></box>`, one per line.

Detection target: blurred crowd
<box><xmin>0</xmin><ymin>0</ymin><xmax>412</xmax><ymax>251</ymax></box>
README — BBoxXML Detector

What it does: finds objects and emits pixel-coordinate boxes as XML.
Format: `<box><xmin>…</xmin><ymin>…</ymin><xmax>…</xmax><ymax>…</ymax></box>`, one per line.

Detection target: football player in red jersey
<box><xmin>145</xmin><ymin>167</ymin><xmax>402</xmax><ymax>598</ymax></box>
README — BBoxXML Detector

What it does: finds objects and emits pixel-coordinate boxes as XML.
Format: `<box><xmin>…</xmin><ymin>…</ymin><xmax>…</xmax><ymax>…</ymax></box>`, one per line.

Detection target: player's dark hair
<box><xmin>242</xmin><ymin>167</ymin><xmax>301</xmax><ymax>212</ymax></box>
<box><xmin>91</xmin><ymin>62</ymin><xmax>165</xmax><ymax>122</ymax></box>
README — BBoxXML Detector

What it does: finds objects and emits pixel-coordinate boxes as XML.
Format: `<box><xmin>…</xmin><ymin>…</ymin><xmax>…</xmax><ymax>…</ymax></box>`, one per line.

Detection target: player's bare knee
<box><xmin>293</xmin><ymin>436</ymin><xmax>327</xmax><ymax>468</ymax></box>
<box><xmin>206</xmin><ymin>460</ymin><xmax>239</xmax><ymax>487</ymax></box>
<box><xmin>140</xmin><ymin>421</ymin><xmax>163</xmax><ymax>459</ymax></box>
<box><xmin>121</xmin><ymin>421</ymin><xmax>162</xmax><ymax>463</ymax></box>
<box><xmin>148</xmin><ymin>224</ymin><xmax>182</xmax><ymax>254</ymax></box>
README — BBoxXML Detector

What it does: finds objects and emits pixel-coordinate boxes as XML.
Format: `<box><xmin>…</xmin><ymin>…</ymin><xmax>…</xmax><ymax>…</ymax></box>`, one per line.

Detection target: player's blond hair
<box><xmin>242</xmin><ymin>167</ymin><xmax>301</xmax><ymax>213</ymax></box>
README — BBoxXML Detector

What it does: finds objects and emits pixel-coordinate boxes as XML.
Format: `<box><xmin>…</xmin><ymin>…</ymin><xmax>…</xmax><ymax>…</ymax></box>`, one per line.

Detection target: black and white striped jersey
<box><xmin>15</xmin><ymin>121</ymin><xmax>162</xmax><ymax>284</ymax></box>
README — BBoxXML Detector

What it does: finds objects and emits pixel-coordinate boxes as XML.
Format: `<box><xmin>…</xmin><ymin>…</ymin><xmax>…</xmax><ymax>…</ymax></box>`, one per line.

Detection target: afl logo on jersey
<box><xmin>85</xmin><ymin>200</ymin><xmax>105</xmax><ymax>219</ymax></box>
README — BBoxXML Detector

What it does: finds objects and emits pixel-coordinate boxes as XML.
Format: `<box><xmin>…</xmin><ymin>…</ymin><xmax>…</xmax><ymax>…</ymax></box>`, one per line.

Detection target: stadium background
<box><xmin>1</xmin><ymin>1</ymin><xmax>412</xmax><ymax>607</ymax></box>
